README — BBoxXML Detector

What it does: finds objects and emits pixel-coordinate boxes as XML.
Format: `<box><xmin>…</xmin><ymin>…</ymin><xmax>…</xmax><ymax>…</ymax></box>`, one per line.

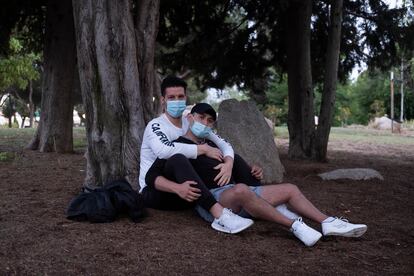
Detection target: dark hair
<box><xmin>161</xmin><ymin>75</ymin><xmax>187</xmax><ymax>96</ymax></box>
<box><xmin>191</xmin><ymin>103</ymin><xmax>217</xmax><ymax>121</ymax></box>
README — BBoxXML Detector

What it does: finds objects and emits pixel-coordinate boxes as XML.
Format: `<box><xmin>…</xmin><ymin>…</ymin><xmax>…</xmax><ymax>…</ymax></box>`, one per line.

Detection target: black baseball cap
<box><xmin>190</xmin><ymin>103</ymin><xmax>217</xmax><ymax>121</ymax></box>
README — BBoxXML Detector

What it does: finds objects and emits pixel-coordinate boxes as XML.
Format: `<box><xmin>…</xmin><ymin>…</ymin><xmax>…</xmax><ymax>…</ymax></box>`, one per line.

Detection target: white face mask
<box><xmin>190</xmin><ymin>121</ymin><xmax>212</xmax><ymax>138</ymax></box>
<box><xmin>166</xmin><ymin>100</ymin><xmax>186</xmax><ymax>118</ymax></box>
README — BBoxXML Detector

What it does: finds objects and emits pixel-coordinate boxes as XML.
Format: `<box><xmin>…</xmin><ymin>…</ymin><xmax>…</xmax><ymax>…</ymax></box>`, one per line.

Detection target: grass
<box><xmin>0</xmin><ymin>151</ymin><xmax>14</xmax><ymax>162</ymax></box>
<box><xmin>0</xmin><ymin>127</ymin><xmax>87</xmax><ymax>151</ymax></box>
<box><xmin>73</xmin><ymin>127</ymin><xmax>87</xmax><ymax>150</ymax></box>
<box><xmin>275</xmin><ymin>126</ymin><xmax>414</xmax><ymax>145</ymax></box>
<box><xmin>0</xmin><ymin>128</ymin><xmax>36</xmax><ymax>150</ymax></box>
<box><xmin>0</xmin><ymin>126</ymin><xmax>413</xmax><ymax>152</ymax></box>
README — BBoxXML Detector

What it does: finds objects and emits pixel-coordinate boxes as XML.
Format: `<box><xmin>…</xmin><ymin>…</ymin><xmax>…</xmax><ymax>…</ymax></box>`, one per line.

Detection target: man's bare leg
<box><xmin>259</xmin><ymin>184</ymin><xmax>328</xmax><ymax>223</ymax></box>
<box><xmin>209</xmin><ymin>203</ymin><xmax>224</xmax><ymax>218</ymax></box>
<box><xmin>219</xmin><ymin>184</ymin><xmax>294</xmax><ymax>227</ymax></box>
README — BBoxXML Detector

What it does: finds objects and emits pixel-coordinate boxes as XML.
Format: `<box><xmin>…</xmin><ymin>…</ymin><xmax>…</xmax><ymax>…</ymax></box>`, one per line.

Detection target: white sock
<box><xmin>322</xmin><ymin>217</ymin><xmax>335</xmax><ymax>223</ymax></box>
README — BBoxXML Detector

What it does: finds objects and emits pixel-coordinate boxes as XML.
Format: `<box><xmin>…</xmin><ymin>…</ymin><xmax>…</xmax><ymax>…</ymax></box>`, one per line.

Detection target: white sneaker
<box><xmin>276</xmin><ymin>204</ymin><xmax>300</xmax><ymax>220</ymax></box>
<box><xmin>290</xmin><ymin>217</ymin><xmax>322</xmax><ymax>247</ymax></box>
<box><xmin>322</xmin><ymin>217</ymin><xmax>367</xmax><ymax>237</ymax></box>
<box><xmin>211</xmin><ymin>208</ymin><xmax>254</xmax><ymax>234</ymax></box>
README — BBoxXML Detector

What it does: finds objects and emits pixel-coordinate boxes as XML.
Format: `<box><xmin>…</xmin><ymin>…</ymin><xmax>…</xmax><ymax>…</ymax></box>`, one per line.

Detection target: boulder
<box><xmin>217</xmin><ymin>99</ymin><xmax>285</xmax><ymax>183</ymax></box>
<box><xmin>370</xmin><ymin>116</ymin><xmax>401</xmax><ymax>132</ymax></box>
<box><xmin>318</xmin><ymin>168</ymin><xmax>384</xmax><ymax>181</ymax></box>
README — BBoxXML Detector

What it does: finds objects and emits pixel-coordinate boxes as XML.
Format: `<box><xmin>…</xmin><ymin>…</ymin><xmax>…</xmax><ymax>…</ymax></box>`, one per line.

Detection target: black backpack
<box><xmin>66</xmin><ymin>179</ymin><xmax>146</xmax><ymax>223</ymax></box>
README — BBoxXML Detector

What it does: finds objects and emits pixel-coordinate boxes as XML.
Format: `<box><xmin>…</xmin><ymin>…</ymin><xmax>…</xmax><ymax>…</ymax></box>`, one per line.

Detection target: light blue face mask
<box><xmin>166</xmin><ymin>100</ymin><xmax>186</xmax><ymax>118</ymax></box>
<box><xmin>191</xmin><ymin>121</ymin><xmax>212</xmax><ymax>138</ymax></box>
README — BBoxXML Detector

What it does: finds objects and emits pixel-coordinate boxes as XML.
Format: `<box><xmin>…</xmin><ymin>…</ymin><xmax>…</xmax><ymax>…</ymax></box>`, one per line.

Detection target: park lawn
<box><xmin>1</xmin><ymin>126</ymin><xmax>413</xmax><ymax>152</ymax></box>
<box><xmin>275</xmin><ymin>126</ymin><xmax>414</xmax><ymax>145</ymax></box>
<box><xmin>0</xmin><ymin>127</ymin><xmax>87</xmax><ymax>154</ymax></box>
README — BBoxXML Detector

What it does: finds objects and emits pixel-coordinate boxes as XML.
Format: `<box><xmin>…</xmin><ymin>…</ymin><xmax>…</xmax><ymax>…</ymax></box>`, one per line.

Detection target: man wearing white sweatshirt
<box><xmin>139</xmin><ymin>75</ymin><xmax>253</xmax><ymax>234</ymax></box>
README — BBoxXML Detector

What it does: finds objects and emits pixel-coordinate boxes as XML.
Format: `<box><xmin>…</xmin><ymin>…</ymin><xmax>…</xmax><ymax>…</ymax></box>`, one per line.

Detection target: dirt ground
<box><xmin>0</xmin><ymin>131</ymin><xmax>413</xmax><ymax>275</ymax></box>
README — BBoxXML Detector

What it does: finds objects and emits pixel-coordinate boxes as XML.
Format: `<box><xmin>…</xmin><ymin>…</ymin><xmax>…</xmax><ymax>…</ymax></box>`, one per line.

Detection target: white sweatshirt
<box><xmin>139</xmin><ymin>114</ymin><xmax>234</xmax><ymax>191</ymax></box>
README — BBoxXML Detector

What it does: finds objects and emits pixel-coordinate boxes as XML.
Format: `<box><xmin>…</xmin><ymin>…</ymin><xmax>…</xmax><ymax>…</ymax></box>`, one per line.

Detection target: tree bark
<box><xmin>27</xmin><ymin>0</ymin><xmax>75</xmax><ymax>153</ymax></box>
<box><xmin>136</xmin><ymin>0</ymin><xmax>161</xmax><ymax>124</ymax></box>
<box><xmin>7</xmin><ymin>95</ymin><xmax>14</xmax><ymax>128</ymax></box>
<box><xmin>249</xmin><ymin>76</ymin><xmax>268</xmax><ymax>105</ymax></box>
<box><xmin>20</xmin><ymin>117</ymin><xmax>26</xmax><ymax>128</ymax></box>
<box><xmin>73</xmin><ymin>0</ymin><xmax>147</xmax><ymax>188</ymax></box>
<box><xmin>28</xmin><ymin>79</ymin><xmax>34</xmax><ymax>127</ymax></box>
<box><xmin>312</xmin><ymin>0</ymin><xmax>344</xmax><ymax>161</ymax></box>
<box><xmin>285</xmin><ymin>0</ymin><xmax>315</xmax><ymax>159</ymax></box>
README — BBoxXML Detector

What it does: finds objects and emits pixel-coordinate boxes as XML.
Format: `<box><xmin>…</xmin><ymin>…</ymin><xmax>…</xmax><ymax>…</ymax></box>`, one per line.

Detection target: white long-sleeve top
<box><xmin>139</xmin><ymin>114</ymin><xmax>233</xmax><ymax>191</ymax></box>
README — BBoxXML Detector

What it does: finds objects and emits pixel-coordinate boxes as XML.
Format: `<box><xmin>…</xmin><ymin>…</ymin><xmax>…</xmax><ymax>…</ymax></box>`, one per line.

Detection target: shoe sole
<box><xmin>323</xmin><ymin>226</ymin><xmax>367</xmax><ymax>237</ymax></box>
<box><xmin>304</xmin><ymin>232</ymin><xmax>322</xmax><ymax>247</ymax></box>
<box><xmin>211</xmin><ymin>220</ymin><xmax>254</xmax><ymax>234</ymax></box>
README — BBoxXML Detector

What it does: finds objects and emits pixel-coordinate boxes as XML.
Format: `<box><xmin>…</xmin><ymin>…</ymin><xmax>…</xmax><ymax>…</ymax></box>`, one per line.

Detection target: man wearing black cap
<box><xmin>145</xmin><ymin>103</ymin><xmax>368</xmax><ymax>247</ymax></box>
<box><xmin>139</xmin><ymin>76</ymin><xmax>254</xmax><ymax>234</ymax></box>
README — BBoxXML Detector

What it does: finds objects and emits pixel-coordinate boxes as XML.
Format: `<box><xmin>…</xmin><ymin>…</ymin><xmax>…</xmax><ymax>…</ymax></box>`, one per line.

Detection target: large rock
<box><xmin>217</xmin><ymin>99</ymin><xmax>285</xmax><ymax>183</ymax></box>
<box><xmin>370</xmin><ymin>116</ymin><xmax>401</xmax><ymax>132</ymax></box>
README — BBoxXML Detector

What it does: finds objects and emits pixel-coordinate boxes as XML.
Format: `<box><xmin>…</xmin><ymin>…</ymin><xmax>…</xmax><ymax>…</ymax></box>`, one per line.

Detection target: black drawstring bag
<box><xmin>66</xmin><ymin>188</ymin><xmax>116</xmax><ymax>223</ymax></box>
<box><xmin>66</xmin><ymin>179</ymin><xmax>146</xmax><ymax>223</ymax></box>
<box><xmin>105</xmin><ymin>180</ymin><xmax>147</xmax><ymax>223</ymax></box>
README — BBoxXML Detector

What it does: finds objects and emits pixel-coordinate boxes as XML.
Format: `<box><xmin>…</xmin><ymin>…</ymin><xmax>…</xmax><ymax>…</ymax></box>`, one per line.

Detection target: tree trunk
<box><xmin>28</xmin><ymin>79</ymin><xmax>34</xmax><ymax>127</ymax></box>
<box><xmin>72</xmin><ymin>0</ymin><xmax>147</xmax><ymax>188</ymax></box>
<box><xmin>27</xmin><ymin>0</ymin><xmax>75</xmax><ymax>153</ymax></box>
<box><xmin>136</xmin><ymin>0</ymin><xmax>161</xmax><ymax>124</ymax></box>
<box><xmin>249</xmin><ymin>76</ymin><xmax>268</xmax><ymax>105</ymax></box>
<box><xmin>285</xmin><ymin>0</ymin><xmax>314</xmax><ymax>159</ymax></box>
<box><xmin>8</xmin><ymin>96</ymin><xmax>13</xmax><ymax>128</ymax></box>
<box><xmin>21</xmin><ymin>117</ymin><xmax>26</xmax><ymax>128</ymax></box>
<box><xmin>312</xmin><ymin>0</ymin><xmax>344</xmax><ymax>161</ymax></box>
<box><xmin>153</xmin><ymin>71</ymin><xmax>162</xmax><ymax>115</ymax></box>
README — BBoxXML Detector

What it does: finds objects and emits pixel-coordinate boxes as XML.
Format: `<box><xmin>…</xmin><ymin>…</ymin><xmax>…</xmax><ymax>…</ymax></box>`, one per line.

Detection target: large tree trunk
<box><xmin>136</xmin><ymin>0</ymin><xmax>161</xmax><ymax>124</ymax></box>
<box><xmin>27</xmin><ymin>0</ymin><xmax>75</xmax><ymax>153</ymax></box>
<box><xmin>285</xmin><ymin>0</ymin><xmax>314</xmax><ymax>159</ymax></box>
<box><xmin>73</xmin><ymin>0</ymin><xmax>147</xmax><ymax>188</ymax></box>
<box><xmin>312</xmin><ymin>0</ymin><xmax>344</xmax><ymax>161</ymax></box>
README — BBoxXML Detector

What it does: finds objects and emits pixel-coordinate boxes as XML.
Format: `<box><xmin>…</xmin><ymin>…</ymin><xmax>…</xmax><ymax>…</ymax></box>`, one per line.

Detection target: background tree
<box><xmin>284</xmin><ymin>0</ymin><xmax>315</xmax><ymax>159</ymax></box>
<box><xmin>135</xmin><ymin>0</ymin><xmax>162</xmax><ymax>123</ymax></box>
<box><xmin>27</xmin><ymin>0</ymin><xmax>76</xmax><ymax>153</ymax></box>
<box><xmin>1</xmin><ymin>96</ymin><xmax>16</xmax><ymax>128</ymax></box>
<box><xmin>312</xmin><ymin>0</ymin><xmax>344</xmax><ymax>161</ymax></box>
<box><xmin>0</xmin><ymin>37</ymin><xmax>40</xmax><ymax>128</ymax></box>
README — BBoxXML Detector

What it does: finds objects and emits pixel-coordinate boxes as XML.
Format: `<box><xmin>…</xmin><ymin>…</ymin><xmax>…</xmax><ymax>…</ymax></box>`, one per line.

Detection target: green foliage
<box><xmin>264</xmin><ymin>75</ymin><xmax>288</xmax><ymax>125</ymax></box>
<box><xmin>185</xmin><ymin>77</ymin><xmax>207</xmax><ymax>105</ymax></box>
<box><xmin>265</xmin><ymin>66</ymin><xmax>414</xmax><ymax>127</ymax></box>
<box><xmin>332</xmin><ymin>67</ymin><xmax>414</xmax><ymax>125</ymax></box>
<box><xmin>0</xmin><ymin>37</ymin><xmax>41</xmax><ymax>92</ymax></box>
<box><xmin>227</xmin><ymin>86</ymin><xmax>249</xmax><ymax>101</ymax></box>
<box><xmin>332</xmin><ymin>84</ymin><xmax>352</xmax><ymax>126</ymax></box>
<box><xmin>350</xmin><ymin>71</ymin><xmax>390</xmax><ymax>124</ymax></box>
<box><xmin>404</xmin><ymin>119</ymin><xmax>414</xmax><ymax>130</ymax></box>
<box><xmin>158</xmin><ymin>1</ymin><xmax>411</xmax><ymax>96</ymax></box>
<box><xmin>0</xmin><ymin>151</ymin><xmax>14</xmax><ymax>162</ymax></box>
<box><xmin>1</xmin><ymin>97</ymin><xmax>15</xmax><ymax>118</ymax></box>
